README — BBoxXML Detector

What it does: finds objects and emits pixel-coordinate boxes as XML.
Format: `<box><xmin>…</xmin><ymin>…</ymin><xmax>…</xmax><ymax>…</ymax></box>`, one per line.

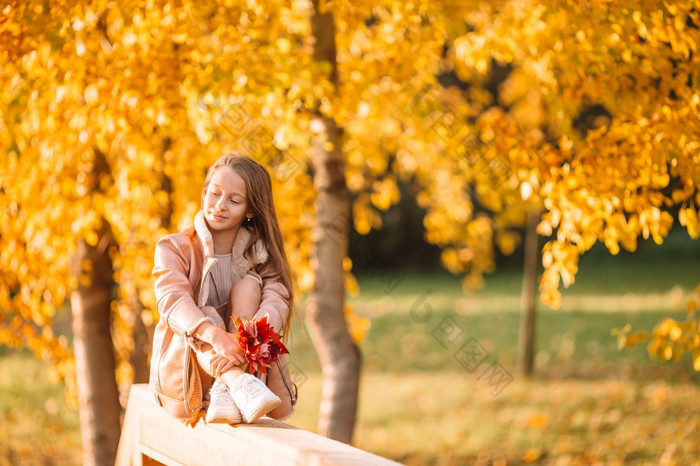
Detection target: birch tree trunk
<box><xmin>304</xmin><ymin>0</ymin><xmax>361</xmax><ymax>444</ymax></box>
<box><xmin>70</xmin><ymin>222</ymin><xmax>122</xmax><ymax>466</ymax></box>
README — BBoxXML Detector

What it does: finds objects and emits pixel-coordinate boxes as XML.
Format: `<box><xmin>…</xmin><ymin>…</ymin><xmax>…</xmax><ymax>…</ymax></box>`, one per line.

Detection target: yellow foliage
<box><xmin>344</xmin><ymin>305</ymin><xmax>370</xmax><ymax>345</ymax></box>
<box><xmin>679</xmin><ymin>206</ymin><xmax>700</xmax><ymax>239</ymax></box>
<box><xmin>0</xmin><ymin>0</ymin><xmax>323</xmax><ymax>395</ymax></box>
<box><xmin>621</xmin><ymin>285</ymin><xmax>700</xmax><ymax>370</ymax></box>
<box><xmin>2</xmin><ymin>0</ymin><xmax>700</xmax><ymax>397</ymax></box>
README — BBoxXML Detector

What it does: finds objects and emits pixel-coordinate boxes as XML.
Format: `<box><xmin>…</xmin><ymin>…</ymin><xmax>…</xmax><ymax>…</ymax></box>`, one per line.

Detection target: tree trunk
<box><xmin>128</xmin><ymin>292</ymin><xmax>150</xmax><ymax>384</ymax></box>
<box><xmin>305</xmin><ymin>0</ymin><xmax>361</xmax><ymax>444</ymax></box>
<box><xmin>518</xmin><ymin>209</ymin><xmax>541</xmax><ymax>376</ymax></box>
<box><xmin>70</xmin><ymin>222</ymin><xmax>122</xmax><ymax>466</ymax></box>
<box><xmin>306</xmin><ymin>115</ymin><xmax>361</xmax><ymax>444</ymax></box>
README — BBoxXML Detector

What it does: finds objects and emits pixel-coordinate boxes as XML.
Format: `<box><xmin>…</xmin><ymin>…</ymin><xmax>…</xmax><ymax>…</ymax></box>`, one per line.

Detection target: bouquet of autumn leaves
<box><xmin>232</xmin><ymin>314</ymin><xmax>289</xmax><ymax>375</ymax></box>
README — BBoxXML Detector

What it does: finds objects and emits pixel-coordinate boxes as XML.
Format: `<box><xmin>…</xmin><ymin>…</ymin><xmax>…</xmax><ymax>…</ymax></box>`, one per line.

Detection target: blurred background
<box><xmin>2</xmin><ymin>0</ymin><xmax>699</xmax><ymax>465</ymax></box>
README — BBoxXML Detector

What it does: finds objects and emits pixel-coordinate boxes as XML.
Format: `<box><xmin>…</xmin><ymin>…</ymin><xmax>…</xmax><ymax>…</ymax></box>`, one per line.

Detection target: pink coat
<box><xmin>149</xmin><ymin>211</ymin><xmax>295</xmax><ymax>425</ymax></box>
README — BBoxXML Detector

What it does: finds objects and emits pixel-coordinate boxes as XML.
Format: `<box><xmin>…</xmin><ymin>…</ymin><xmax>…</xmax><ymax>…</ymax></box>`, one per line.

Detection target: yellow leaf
<box><xmin>84</xmin><ymin>230</ymin><xmax>99</xmax><ymax>247</ymax></box>
<box><xmin>496</xmin><ymin>231</ymin><xmax>519</xmax><ymax>255</ymax></box>
<box><xmin>536</xmin><ymin>220</ymin><xmax>552</xmax><ymax>236</ymax></box>
<box><xmin>541</xmin><ymin>289</ymin><xmax>562</xmax><ymax>310</ymax></box>
<box><xmin>688</xmin><ymin>298</ymin><xmax>698</xmax><ymax>315</ymax></box>
<box><xmin>617</xmin><ymin>334</ymin><xmax>628</xmax><ymax>350</ymax></box>
<box><xmin>344</xmin><ymin>305</ymin><xmax>370</xmax><ymax>344</ymax></box>
<box><xmin>624</xmin><ymin>331</ymin><xmax>649</xmax><ymax>348</ymax></box>
<box><xmin>663</xmin><ymin>345</ymin><xmax>673</xmax><ymax>361</ymax></box>
<box><xmin>611</xmin><ymin>323</ymin><xmax>632</xmax><ymax>336</ymax></box>
<box><xmin>668</xmin><ymin>321</ymin><xmax>682</xmax><ymax>341</ymax></box>
<box><xmin>523</xmin><ymin>448</ymin><xmax>543</xmax><ymax>462</ymax></box>
<box><xmin>526</xmin><ymin>414</ymin><xmax>548</xmax><ymax>428</ymax></box>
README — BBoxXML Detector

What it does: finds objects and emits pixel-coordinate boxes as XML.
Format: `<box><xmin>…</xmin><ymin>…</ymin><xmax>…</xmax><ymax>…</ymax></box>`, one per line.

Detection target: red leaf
<box><xmin>230</xmin><ymin>315</ymin><xmax>288</xmax><ymax>375</ymax></box>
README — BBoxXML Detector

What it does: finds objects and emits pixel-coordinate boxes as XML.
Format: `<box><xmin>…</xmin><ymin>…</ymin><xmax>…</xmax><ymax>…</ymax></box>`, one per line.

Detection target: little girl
<box><xmin>150</xmin><ymin>153</ymin><xmax>295</xmax><ymax>426</ymax></box>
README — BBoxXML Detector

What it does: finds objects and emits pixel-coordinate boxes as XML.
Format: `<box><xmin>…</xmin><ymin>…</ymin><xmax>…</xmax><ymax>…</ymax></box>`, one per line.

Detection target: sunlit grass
<box><xmin>0</xmin><ymin>350</ymin><xmax>81</xmax><ymax>466</ymax></box>
<box><xmin>289</xmin><ymin>371</ymin><xmax>700</xmax><ymax>465</ymax></box>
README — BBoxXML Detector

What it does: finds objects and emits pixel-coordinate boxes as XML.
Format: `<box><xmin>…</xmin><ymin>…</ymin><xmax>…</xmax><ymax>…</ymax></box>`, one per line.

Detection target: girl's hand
<box><xmin>197</xmin><ymin>323</ymin><xmax>247</xmax><ymax>365</ymax></box>
<box><xmin>209</xmin><ymin>354</ymin><xmax>238</xmax><ymax>377</ymax></box>
<box><xmin>209</xmin><ymin>329</ymin><xmax>247</xmax><ymax>365</ymax></box>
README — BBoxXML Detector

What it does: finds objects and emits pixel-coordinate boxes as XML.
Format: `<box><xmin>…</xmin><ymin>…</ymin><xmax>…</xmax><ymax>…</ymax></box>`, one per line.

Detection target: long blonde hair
<box><xmin>201</xmin><ymin>152</ymin><xmax>295</xmax><ymax>336</ymax></box>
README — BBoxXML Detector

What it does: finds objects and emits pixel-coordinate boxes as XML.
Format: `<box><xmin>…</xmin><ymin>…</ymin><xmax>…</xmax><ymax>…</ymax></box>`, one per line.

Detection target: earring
<box><xmin>245</xmin><ymin>216</ymin><xmax>254</xmax><ymax>224</ymax></box>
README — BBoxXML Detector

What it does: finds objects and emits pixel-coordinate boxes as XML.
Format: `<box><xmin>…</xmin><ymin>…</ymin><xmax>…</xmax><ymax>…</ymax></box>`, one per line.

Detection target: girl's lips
<box><xmin>210</xmin><ymin>212</ymin><xmax>227</xmax><ymax>221</ymax></box>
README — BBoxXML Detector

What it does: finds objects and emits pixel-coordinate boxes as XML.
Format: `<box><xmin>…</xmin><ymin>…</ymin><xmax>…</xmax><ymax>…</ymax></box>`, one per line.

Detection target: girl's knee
<box><xmin>230</xmin><ymin>274</ymin><xmax>262</xmax><ymax>301</ymax></box>
<box><xmin>228</xmin><ymin>273</ymin><xmax>262</xmax><ymax>320</ymax></box>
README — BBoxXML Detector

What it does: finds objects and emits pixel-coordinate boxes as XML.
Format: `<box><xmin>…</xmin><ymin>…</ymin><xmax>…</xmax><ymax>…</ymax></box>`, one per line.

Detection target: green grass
<box><xmin>0</xmin><ymin>350</ymin><xmax>81</xmax><ymax>466</ymax></box>
<box><xmin>288</xmin><ymin>293</ymin><xmax>699</xmax><ymax>392</ymax></box>
<box><xmin>288</xmin><ymin>230</ymin><xmax>700</xmax><ymax>377</ymax></box>
<box><xmin>1</xmin><ymin>230</ymin><xmax>699</xmax><ymax>464</ymax></box>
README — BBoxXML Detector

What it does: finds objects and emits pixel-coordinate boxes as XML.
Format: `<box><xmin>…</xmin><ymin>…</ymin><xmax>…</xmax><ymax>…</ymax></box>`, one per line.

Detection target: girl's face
<box><xmin>203</xmin><ymin>167</ymin><xmax>252</xmax><ymax>234</ymax></box>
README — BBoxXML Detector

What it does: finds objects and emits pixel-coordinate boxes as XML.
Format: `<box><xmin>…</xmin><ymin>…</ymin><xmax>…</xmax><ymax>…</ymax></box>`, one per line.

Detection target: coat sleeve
<box><xmin>153</xmin><ymin>235</ymin><xmax>213</xmax><ymax>339</ymax></box>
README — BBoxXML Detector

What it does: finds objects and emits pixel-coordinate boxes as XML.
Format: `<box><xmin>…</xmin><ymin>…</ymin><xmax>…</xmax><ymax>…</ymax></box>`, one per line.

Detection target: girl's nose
<box><xmin>215</xmin><ymin>197</ymin><xmax>227</xmax><ymax>211</ymax></box>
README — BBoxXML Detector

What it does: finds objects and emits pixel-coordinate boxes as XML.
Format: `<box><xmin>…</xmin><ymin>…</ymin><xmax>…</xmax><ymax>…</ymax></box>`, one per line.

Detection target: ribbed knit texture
<box><xmin>209</xmin><ymin>253</ymin><xmax>233</xmax><ymax>310</ymax></box>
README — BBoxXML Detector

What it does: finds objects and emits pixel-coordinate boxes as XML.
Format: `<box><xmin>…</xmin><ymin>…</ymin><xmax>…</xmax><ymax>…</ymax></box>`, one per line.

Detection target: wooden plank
<box><xmin>115</xmin><ymin>383</ymin><xmax>142</xmax><ymax>466</ymax></box>
<box><xmin>116</xmin><ymin>384</ymin><xmax>401</xmax><ymax>466</ymax></box>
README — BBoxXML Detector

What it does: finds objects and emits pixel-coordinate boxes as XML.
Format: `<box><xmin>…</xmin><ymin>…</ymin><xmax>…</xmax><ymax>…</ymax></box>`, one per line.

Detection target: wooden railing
<box><xmin>115</xmin><ymin>384</ymin><xmax>400</xmax><ymax>465</ymax></box>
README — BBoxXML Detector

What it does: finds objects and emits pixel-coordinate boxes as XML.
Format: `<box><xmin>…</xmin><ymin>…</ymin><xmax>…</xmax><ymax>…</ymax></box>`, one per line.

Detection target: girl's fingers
<box><xmin>230</xmin><ymin>352</ymin><xmax>245</xmax><ymax>365</ymax></box>
<box><xmin>211</xmin><ymin>355</ymin><xmax>231</xmax><ymax>377</ymax></box>
<box><xmin>211</xmin><ymin>345</ymin><xmax>247</xmax><ymax>366</ymax></box>
<box><xmin>221</xmin><ymin>361</ymin><xmax>235</xmax><ymax>374</ymax></box>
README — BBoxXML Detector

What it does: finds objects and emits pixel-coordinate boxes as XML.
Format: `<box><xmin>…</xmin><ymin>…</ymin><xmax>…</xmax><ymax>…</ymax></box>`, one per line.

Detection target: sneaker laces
<box><xmin>210</xmin><ymin>379</ymin><xmax>229</xmax><ymax>397</ymax></box>
<box><xmin>210</xmin><ymin>380</ymin><xmax>235</xmax><ymax>408</ymax></box>
<box><xmin>240</xmin><ymin>375</ymin><xmax>266</xmax><ymax>396</ymax></box>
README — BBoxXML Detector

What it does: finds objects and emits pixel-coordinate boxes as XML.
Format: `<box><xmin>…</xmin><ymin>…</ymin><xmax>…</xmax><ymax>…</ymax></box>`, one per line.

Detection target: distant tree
<box><xmin>442</xmin><ymin>0</ymin><xmax>700</xmax><ymax>368</ymax></box>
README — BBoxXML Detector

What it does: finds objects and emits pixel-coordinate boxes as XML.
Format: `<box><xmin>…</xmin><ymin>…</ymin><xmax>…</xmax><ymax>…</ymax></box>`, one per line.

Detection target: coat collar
<box><xmin>193</xmin><ymin>210</ymin><xmax>268</xmax><ymax>264</ymax></box>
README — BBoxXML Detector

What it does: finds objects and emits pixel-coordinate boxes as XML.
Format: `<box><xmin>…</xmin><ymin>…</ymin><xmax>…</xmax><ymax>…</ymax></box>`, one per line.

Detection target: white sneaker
<box><xmin>230</xmin><ymin>373</ymin><xmax>281</xmax><ymax>423</ymax></box>
<box><xmin>205</xmin><ymin>379</ymin><xmax>243</xmax><ymax>424</ymax></box>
